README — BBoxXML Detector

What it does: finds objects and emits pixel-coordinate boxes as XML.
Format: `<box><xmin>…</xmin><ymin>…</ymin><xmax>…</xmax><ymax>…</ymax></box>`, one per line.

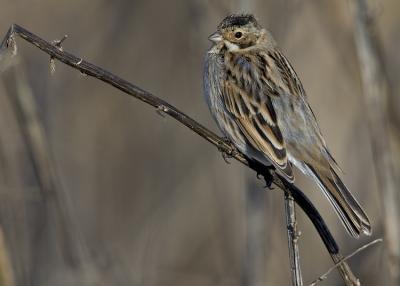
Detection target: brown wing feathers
<box><xmin>222</xmin><ymin>51</ymin><xmax>293</xmax><ymax>180</ymax></box>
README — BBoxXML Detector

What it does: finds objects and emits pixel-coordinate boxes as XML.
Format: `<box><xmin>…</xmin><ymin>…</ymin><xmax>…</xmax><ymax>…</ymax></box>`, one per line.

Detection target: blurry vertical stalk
<box><xmin>0</xmin><ymin>61</ymin><xmax>97</xmax><ymax>283</ymax></box>
<box><xmin>0</xmin><ymin>227</ymin><xmax>15</xmax><ymax>286</ymax></box>
<box><xmin>242</xmin><ymin>179</ymin><xmax>268</xmax><ymax>286</ymax></box>
<box><xmin>349</xmin><ymin>0</ymin><xmax>400</xmax><ymax>284</ymax></box>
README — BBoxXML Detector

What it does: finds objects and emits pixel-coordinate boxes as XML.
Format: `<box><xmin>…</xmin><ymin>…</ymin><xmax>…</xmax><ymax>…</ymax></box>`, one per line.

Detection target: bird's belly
<box><xmin>204</xmin><ymin>52</ymin><xmax>248</xmax><ymax>153</ymax></box>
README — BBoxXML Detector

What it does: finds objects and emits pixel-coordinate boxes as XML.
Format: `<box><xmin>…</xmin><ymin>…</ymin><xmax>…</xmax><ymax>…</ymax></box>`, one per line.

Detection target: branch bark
<box><xmin>0</xmin><ymin>24</ymin><xmax>359</xmax><ymax>285</ymax></box>
<box><xmin>349</xmin><ymin>1</ymin><xmax>400</xmax><ymax>285</ymax></box>
<box><xmin>285</xmin><ymin>192</ymin><xmax>303</xmax><ymax>286</ymax></box>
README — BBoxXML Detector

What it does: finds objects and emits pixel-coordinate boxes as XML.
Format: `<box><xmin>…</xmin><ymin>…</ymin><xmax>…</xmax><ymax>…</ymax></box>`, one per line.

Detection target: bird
<box><xmin>203</xmin><ymin>14</ymin><xmax>371</xmax><ymax>238</ymax></box>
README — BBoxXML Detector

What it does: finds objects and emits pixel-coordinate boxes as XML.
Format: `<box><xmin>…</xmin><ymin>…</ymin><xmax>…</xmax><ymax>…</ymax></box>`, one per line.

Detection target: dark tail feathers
<box><xmin>307</xmin><ymin>165</ymin><xmax>371</xmax><ymax>238</ymax></box>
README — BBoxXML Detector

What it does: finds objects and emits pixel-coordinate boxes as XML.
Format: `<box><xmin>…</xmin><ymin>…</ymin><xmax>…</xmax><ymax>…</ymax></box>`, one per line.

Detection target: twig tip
<box><xmin>310</xmin><ymin>238</ymin><xmax>382</xmax><ymax>285</ymax></box>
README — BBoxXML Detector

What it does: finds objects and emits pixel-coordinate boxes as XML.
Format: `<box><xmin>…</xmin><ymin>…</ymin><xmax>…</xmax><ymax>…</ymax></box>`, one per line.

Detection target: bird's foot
<box><xmin>263</xmin><ymin>168</ymin><xmax>274</xmax><ymax>189</ymax></box>
<box><xmin>218</xmin><ymin>137</ymin><xmax>238</xmax><ymax>164</ymax></box>
<box><xmin>248</xmin><ymin>159</ymin><xmax>275</xmax><ymax>188</ymax></box>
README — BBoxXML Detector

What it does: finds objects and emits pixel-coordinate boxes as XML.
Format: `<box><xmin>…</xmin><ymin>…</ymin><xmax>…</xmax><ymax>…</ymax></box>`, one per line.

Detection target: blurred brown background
<box><xmin>0</xmin><ymin>0</ymin><xmax>399</xmax><ymax>285</ymax></box>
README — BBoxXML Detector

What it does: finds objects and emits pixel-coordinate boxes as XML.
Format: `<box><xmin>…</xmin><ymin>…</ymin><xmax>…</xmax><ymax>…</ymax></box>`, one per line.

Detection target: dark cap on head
<box><xmin>218</xmin><ymin>14</ymin><xmax>260</xmax><ymax>30</ymax></box>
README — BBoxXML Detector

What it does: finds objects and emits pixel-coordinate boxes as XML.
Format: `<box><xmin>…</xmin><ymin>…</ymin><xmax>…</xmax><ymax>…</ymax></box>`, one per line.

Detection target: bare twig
<box><xmin>285</xmin><ymin>192</ymin><xmax>303</xmax><ymax>286</ymax></box>
<box><xmin>349</xmin><ymin>1</ymin><xmax>400</xmax><ymax>285</ymax></box>
<box><xmin>0</xmin><ymin>24</ymin><xmax>359</xmax><ymax>284</ymax></box>
<box><xmin>310</xmin><ymin>238</ymin><xmax>383</xmax><ymax>286</ymax></box>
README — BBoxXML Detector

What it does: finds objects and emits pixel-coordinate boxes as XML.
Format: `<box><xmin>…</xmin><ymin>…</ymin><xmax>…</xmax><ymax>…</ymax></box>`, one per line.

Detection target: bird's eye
<box><xmin>234</xmin><ymin>31</ymin><xmax>243</xmax><ymax>39</ymax></box>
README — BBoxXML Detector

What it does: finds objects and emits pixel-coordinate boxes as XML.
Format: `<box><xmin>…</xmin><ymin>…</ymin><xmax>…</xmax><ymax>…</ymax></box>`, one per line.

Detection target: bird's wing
<box><xmin>270</xmin><ymin>50</ymin><xmax>344</xmax><ymax>173</ymax></box>
<box><xmin>222</xmin><ymin>51</ymin><xmax>294</xmax><ymax>181</ymax></box>
<box><xmin>266</xmin><ymin>50</ymin><xmax>307</xmax><ymax>98</ymax></box>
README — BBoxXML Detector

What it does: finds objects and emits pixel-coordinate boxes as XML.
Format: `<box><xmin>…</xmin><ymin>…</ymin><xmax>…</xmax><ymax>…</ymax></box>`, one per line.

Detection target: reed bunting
<box><xmin>203</xmin><ymin>14</ymin><xmax>371</xmax><ymax>237</ymax></box>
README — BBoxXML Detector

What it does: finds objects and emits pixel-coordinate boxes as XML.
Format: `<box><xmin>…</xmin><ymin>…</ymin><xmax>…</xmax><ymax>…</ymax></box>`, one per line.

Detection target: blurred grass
<box><xmin>0</xmin><ymin>227</ymin><xmax>14</xmax><ymax>286</ymax></box>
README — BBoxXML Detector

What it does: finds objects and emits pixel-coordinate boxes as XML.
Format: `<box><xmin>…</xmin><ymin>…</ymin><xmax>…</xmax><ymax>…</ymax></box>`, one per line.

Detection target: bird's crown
<box><xmin>218</xmin><ymin>14</ymin><xmax>260</xmax><ymax>30</ymax></box>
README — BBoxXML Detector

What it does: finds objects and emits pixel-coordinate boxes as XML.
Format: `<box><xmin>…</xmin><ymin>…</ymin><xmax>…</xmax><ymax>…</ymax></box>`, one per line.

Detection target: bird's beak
<box><xmin>208</xmin><ymin>32</ymin><xmax>222</xmax><ymax>43</ymax></box>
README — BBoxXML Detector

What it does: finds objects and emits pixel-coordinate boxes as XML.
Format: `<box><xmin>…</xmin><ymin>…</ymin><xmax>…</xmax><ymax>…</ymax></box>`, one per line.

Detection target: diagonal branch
<box><xmin>0</xmin><ymin>24</ymin><xmax>359</xmax><ymax>285</ymax></box>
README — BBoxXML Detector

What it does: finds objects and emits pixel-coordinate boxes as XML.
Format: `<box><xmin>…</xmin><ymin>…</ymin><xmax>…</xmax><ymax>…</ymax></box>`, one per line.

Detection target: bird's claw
<box><xmin>221</xmin><ymin>137</ymin><xmax>232</xmax><ymax>144</ymax></box>
<box><xmin>218</xmin><ymin>137</ymin><xmax>238</xmax><ymax>164</ymax></box>
<box><xmin>221</xmin><ymin>152</ymin><xmax>231</xmax><ymax>164</ymax></box>
<box><xmin>219</xmin><ymin>146</ymin><xmax>238</xmax><ymax>164</ymax></box>
<box><xmin>263</xmin><ymin>169</ymin><xmax>275</xmax><ymax>189</ymax></box>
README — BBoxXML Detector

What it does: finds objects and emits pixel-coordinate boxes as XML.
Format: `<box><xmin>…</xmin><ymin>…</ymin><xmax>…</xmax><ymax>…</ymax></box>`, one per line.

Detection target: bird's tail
<box><xmin>306</xmin><ymin>165</ymin><xmax>371</xmax><ymax>238</ymax></box>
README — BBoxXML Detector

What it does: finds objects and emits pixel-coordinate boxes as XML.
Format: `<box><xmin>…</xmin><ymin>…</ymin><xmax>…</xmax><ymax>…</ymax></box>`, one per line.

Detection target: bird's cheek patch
<box><xmin>224</xmin><ymin>41</ymin><xmax>240</xmax><ymax>51</ymax></box>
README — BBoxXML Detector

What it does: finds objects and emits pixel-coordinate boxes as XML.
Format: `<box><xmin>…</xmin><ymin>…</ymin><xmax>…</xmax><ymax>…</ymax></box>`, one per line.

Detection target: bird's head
<box><xmin>208</xmin><ymin>14</ymin><xmax>265</xmax><ymax>51</ymax></box>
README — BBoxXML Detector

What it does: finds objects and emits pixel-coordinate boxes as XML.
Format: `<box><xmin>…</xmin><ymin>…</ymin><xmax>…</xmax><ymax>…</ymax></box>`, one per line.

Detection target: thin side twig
<box><xmin>349</xmin><ymin>1</ymin><xmax>400</xmax><ymax>285</ymax></box>
<box><xmin>0</xmin><ymin>24</ymin><xmax>359</xmax><ymax>285</ymax></box>
<box><xmin>310</xmin><ymin>238</ymin><xmax>383</xmax><ymax>286</ymax></box>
